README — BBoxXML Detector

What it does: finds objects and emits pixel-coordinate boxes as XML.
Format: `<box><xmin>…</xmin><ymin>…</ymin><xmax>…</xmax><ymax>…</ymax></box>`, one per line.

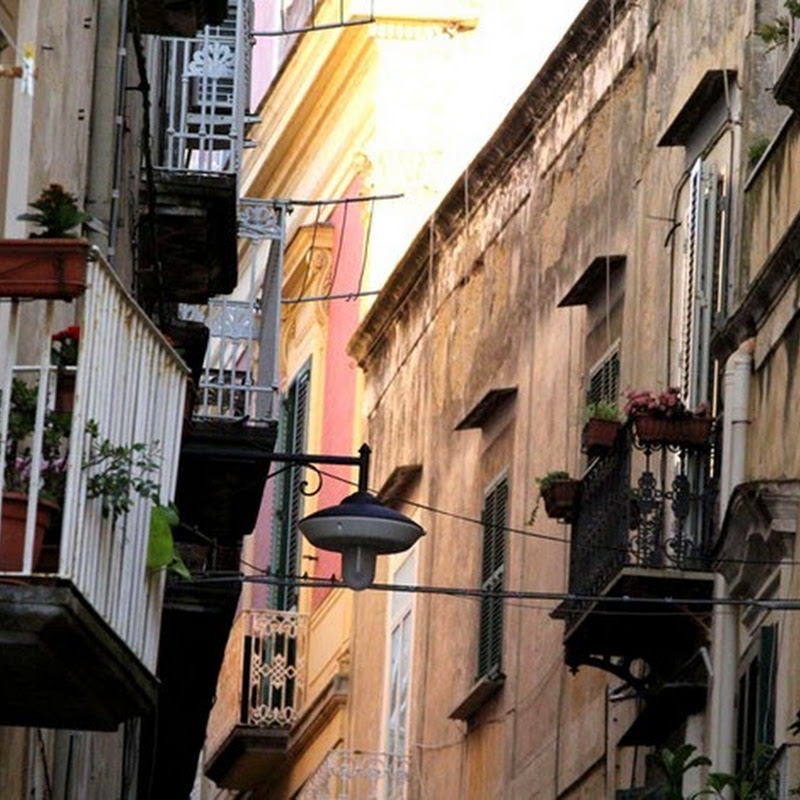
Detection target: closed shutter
<box><xmin>757</xmin><ymin>624</ymin><xmax>777</xmax><ymax>748</ymax></box>
<box><xmin>273</xmin><ymin>362</ymin><xmax>310</xmax><ymax>610</ymax></box>
<box><xmin>477</xmin><ymin>477</ymin><xmax>508</xmax><ymax>680</ymax></box>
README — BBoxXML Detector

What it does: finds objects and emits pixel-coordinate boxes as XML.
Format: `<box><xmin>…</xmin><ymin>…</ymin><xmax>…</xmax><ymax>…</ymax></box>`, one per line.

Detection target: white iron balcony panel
<box><xmin>553</xmin><ymin>423</ymin><xmax>716</xmax><ymax>677</ymax></box>
<box><xmin>150</xmin><ymin>2</ymin><xmax>248</xmax><ymax>177</ymax></box>
<box><xmin>205</xmin><ymin>609</ymin><xmax>309</xmax><ymax>790</ymax></box>
<box><xmin>298</xmin><ymin>750</ymin><xmax>413</xmax><ymax>800</ymax></box>
<box><xmin>0</xmin><ymin>251</ymin><xmax>187</xmax><ymax>730</ymax></box>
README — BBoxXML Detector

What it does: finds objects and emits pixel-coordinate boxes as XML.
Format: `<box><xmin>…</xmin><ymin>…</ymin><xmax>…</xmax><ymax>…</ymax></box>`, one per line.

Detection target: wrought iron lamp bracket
<box><xmin>268</xmin><ymin>443</ymin><xmax>371</xmax><ymax>495</ymax></box>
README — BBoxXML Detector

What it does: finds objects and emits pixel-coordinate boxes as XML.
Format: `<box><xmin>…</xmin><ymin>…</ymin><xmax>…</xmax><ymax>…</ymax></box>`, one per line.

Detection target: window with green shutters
<box><xmin>477</xmin><ymin>475</ymin><xmax>508</xmax><ymax>680</ymax></box>
<box><xmin>272</xmin><ymin>361</ymin><xmax>311</xmax><ymax>610</ymax></box>
<box><xmin>736</xmin><ymin>624</ymin><xmax>777</xmax><ymax>776</ymax></box>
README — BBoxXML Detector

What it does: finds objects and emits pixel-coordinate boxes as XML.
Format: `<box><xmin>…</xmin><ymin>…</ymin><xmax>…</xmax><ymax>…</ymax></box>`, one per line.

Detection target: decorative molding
<box><xmin>716</xmin><ymin>480</ymin><xmax>800</xmax><ymax>598</ymax></box>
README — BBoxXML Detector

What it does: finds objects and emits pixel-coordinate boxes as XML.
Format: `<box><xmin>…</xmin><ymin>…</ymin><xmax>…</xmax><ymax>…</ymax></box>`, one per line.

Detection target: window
<box><xmin>385</xmin><ymin>554</ymin><xmax>416</xmax><ymax>798</ymax></box>
<box><xmin>477</xmin><ymin>476</ymin><xmax>508</xmax><ymax>680</ymax></box>
<box><xmin>272</xmin><ymin>361</ymin><xmax>311</xmax><ymax>610</ymax></box>
<box><xmin>736</xmin><ymin>624</ymin><xmax>777</xmax><ymax>776</ymax></box>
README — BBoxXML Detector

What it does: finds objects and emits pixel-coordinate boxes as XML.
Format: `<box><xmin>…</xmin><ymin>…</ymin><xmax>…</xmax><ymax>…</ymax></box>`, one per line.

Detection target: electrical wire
<box><xmin>184</xmin><ymin>571</ymin><xmax>800</xmax><ymax>611</ymax></box>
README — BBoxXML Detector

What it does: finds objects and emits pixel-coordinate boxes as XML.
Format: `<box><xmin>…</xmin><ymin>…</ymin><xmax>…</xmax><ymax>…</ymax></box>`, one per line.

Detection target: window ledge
<box><xmin>448</xmin><ymin>671</ymin><xmax>505</xmax><ymax>721</ymax></box>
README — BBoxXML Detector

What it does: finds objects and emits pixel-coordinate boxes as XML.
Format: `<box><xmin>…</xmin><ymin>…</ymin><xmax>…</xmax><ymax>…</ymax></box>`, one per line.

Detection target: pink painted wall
<box><xmin>312</xmin><ymin>178</ymin><xmax>365</xmax><ymax>609</ymax></box>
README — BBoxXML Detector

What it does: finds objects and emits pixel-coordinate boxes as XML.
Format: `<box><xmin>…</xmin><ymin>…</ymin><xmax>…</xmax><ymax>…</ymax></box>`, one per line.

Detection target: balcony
<box><xmin>147</xmin><ymin>201</ymin><xmax>284</xmax><ymax>794</ymax></box>
<box><xmin>0</xmin><ymin>250</ymin><xmax>187</xmax><ymax>730</ymax></box>
<box><xmin>297</xmin><ymin>750</ymin><xmax>413</xmax><ymax>800</ymax></box>
<box><xmin>205</xmin><ymin>609</ymin><xmax>310</xmax><ymax>790</ymax></box>
<box><xmin>554</xmin><ymin>424</ymin><xmax>716</xmax><ymax>683</ymax></box>
<box><xmin>137</xmin><ymin>0</ymin><xmax>229</xmax><ymax>37</ymax></box>
<box><xmin>772</xmin><ymin>15</ymin><xmax>800</xmax><ymax>112</ymax></box>
<box><xmin>138</xmin><ymin>1</ymin><xmax>250</xmax><ymax>305</ymax></box>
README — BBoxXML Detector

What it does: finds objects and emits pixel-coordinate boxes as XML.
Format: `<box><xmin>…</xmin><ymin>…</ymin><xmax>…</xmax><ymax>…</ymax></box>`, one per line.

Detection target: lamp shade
<box><xmin>298</xmin><ymin>491</ymin><xmax>424</xmax><ymax>589</ymax></box>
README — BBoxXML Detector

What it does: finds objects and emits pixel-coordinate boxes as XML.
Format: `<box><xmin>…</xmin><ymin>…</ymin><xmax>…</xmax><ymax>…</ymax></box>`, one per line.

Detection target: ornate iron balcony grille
<box><xmin>567</xmin><ymin>425</ymin><xmax>716</xmax><ymax>606</ymax></box>
<box><xmin>298</xmin><ymin>750</ymin><xmax>412</xmax><ymax>800</ymax></box>
<box><xmin>206</xmin><ymin>609</ymin><xmax>308</xmax><ymax>759</ymax></box>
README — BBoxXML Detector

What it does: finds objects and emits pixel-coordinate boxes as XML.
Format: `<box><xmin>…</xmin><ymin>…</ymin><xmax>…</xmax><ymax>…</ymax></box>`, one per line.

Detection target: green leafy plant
<box><xmin>748</xmin><ymin>135</ymin><xmax>772</xmax><ymax>166</ymax></box>
<box><xmin>51</xmin><ymin>326</ymin><xmax>80</xmax><ymax>367</ymax></box>
<box><xmin>756</xmin><ymin>1</ymin><xmax>800</xmax><ymax>50</ymax></box>
<box><xmin>536</xmin><ymin>470</ymin><xmax>572</xmax><ymax>493</ymax></box>
<box><xmin>17</xmin><ymin>184</ymin><xmax>94</xmax><ymax>238</ymax></box>
<box><xmin>82</xmin><ymin>419</ymin><xmax>161</xmax><ymax>525</ymax></box>
<box><xmin>652</xmin><ymin>744</ymin><xmax>712</xmax><ymax>800</ymax></box>
<box><xmin>147</xmin><ymin>503</ymin><xmax>190</xmax><ymax>578</ymax></box>
<box><xmin>4</xmin><ymin>378</ymin><xmax>71</xmax><ymax>505</ymax></box>
<box><xmin>528</xmin><ymin>470</ymin><xmax>576</xmax><ymax>524</ymax></box>
<box><xmin>586</xmin><ymin>399</ymin><xmax>622</xmax><ymax>422</ymax></box>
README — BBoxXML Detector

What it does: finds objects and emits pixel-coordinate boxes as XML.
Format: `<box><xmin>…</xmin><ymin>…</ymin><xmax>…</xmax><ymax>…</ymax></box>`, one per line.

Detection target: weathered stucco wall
<box><xmin>348</xmin><ymin>0</ymin><xmax>774</xmax><ymax>795</ymax></box>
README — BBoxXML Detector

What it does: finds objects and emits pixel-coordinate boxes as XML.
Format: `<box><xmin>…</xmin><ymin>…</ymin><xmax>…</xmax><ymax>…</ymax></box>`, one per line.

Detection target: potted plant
<box><xmin>51</xmin><ymin>325</ymin><xmax>80</xmax><ymax>414</ymax></box>
<box><xmin>0</xmin><ymin>184</ymin><xmax>94</xmax><ymax>300</ymax></box>
<box><xmin>581</xmin><ymin>400</ymin><xmax>622</xmax><ymax>457</ymax></box>
<box><xmin>624</xmin><ymin>387</ymin><xmax>713</xmax><ymax>448</ymax></box>
<box><xmin>536</xmin><ymin>470</ymin><xmax>580</xmax><ymax>522</ymax></box>
<box><xmin>82</xmin><ymin>420</ymin><xmax>189</xmax><ymax>577</ymax></box>
<box><xmin>2</xmin><ymin>378</ymin><xmax>71</xmax><ymax>571</ymax></box>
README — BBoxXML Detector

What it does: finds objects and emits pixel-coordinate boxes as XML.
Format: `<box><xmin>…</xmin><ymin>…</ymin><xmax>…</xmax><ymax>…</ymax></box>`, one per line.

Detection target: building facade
<box><xmin>348</xmin><ymin>0</ymin><xmax>800</xmax><ymax>797</ymax></box>
<box><xmin>0</xmin><ymin>1</ymin><xmax>283</xmax><ymax>797</ymax></box>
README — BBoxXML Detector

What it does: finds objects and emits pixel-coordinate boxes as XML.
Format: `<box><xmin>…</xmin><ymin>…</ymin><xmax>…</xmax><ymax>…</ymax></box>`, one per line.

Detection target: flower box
<box><xmin>0</xmin><ymin>239</ymin><xmax>89</xmax><ymax>300</ymax></box>
<box><xmin>581</xmin><ymin>418</ymin><xmax>621</xmax><ymax>457</ymax></box>
<box><xmin>541</xmin><ymin>479</ymin><xmax>580</xmax><ymax>521</ymax></box>
<box><xmin>633</xmin><ymin>415</ymin><xmax>713</xmax><ymax>448</ymax></box>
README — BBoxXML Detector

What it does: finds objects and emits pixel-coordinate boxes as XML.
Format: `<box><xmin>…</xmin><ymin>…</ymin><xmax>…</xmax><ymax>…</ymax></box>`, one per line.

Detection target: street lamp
<box><xmin>269</xmin><ymin>444</ymin><xmax>424</xmax><ymax>590</ymax></box>
<box><xmin>299</xmin><ymin>491</ymin><xmax>424</xmax><ymax>589</ymax></box>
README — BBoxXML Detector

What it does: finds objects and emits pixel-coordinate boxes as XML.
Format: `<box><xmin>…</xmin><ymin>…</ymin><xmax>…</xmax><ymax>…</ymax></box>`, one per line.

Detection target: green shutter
<box><xmin>477</xmin><ymin>477</ymin><xmax>508</xmax><ymax>679</ymax></box>
<box><xmin>587</xmin><ymin>349</ymin><xmax>620</xmax><ymax>408</ymax></box>
<box><xmin>757</xmin><ymin>624</ymin><xmax>777</xmax><ymax>748</ymax></box>
<box><xmin>273</xmin><ymin>362</ymin><xmax>311</xmax><ymax>610</ymax></box>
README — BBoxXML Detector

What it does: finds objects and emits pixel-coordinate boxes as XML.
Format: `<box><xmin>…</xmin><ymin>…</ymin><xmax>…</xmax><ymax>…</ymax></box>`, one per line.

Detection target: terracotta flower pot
<box><xmin>0</xmin><ymin>239</ymin><xmax>89</xmax><ymax>300</ymax></box>
<box><xmin>0</xmin><ymin>491</ymin><xmax>59</xmax><ymax>571</ymax></box>
<box><xmin>633</xmin><ymin>415</ymin><xmax>713</xmax><ymax>448</ymax></box>
<box><xmin>55</xmin><ymin>368</ymin><xmax>77</xmax><ymax>414</ymax></box>
<box><xmin>541</xmin><ymin>479</ymin><xmax>580</xmax><ymax>521</ymax></box>
<box><xmin>581</xmin><ymin>418</ymin><xmax>621</xmax><ymax>457</ymax></box>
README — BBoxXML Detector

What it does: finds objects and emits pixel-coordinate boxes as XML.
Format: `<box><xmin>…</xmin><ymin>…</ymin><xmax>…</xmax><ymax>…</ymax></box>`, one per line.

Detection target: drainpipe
<box><xmin>708</xmin><ymin>339</ymin><xmax>753</xmax><ymax>775</ymax></box>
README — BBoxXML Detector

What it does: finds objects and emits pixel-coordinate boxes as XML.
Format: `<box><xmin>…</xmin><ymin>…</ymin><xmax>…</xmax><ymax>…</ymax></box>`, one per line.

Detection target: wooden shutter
<box><xmin>681</xmin><ymin>159</ymin><xmax>722</xmax><ymax>408</ymax></box>
<box><xmin>272</xmin><ymin>362</ymin><xmax>310</xmax><ymax>610</ymax></box>
<box><xmin>477</xmin><ymin>477</ymin><xmax>508</xmax><ymax>679</ymax></box>
<box><xmin>587</xmin><ymin>348</ymin><xmax>620</xmax><ymax>407</ymax></box>
<box><xmin>757</xmin><ymin>624</ymin><xmax>777</xmax><ymax>748</ymax></box>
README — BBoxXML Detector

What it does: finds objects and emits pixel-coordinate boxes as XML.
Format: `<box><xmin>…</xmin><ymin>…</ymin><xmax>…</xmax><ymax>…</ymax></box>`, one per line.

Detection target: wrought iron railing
<box><xmin>567</xmin><ymin>425</ymin><xmax>715</xmax><ymax>603</ymax></box>
<box><xmin>206</xmin><ymin>609</ymin><xmax>309</xmax><ymax>757</ymax></box>
<box><xmin>297</xmin><ymin>750</ymin><xmax>412</xmax><ymax>800</ymax></box>
<box><xmin>0</xmin><ymin>251</ymin><xmax>187</xmax><ymax>671</ymax></box>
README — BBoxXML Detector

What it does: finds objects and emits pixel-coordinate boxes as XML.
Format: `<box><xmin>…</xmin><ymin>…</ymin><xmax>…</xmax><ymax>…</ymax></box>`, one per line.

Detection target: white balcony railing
<box><xmin>180</xmin><ymin>199</ymin><xmax>286</xmax><ymax>424</ymax></box>
<box><xmin>0</xmin><ymin>251</ymin><xmax>187</xmax><ymax>671</ymax></box>
<box><xmin>206</xmin><ymin>609</ymin><xmax>309</xmax><ymax>757</ymax></box>
<box><xmin>151</xmin><ymin>0</ymin><xmax>250</xmax><ymax>176</ymax></box>
<box><xmin>298</xmin><ymin>750</ymin><xmax>412</xmax><ymax>800</ymax></box>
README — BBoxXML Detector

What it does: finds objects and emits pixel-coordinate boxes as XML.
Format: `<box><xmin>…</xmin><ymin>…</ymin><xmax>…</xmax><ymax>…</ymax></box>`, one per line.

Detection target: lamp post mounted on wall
<box><xmin>269</xmin><ymin>444</ymin><xmax>424</xmax><ymax>590</ymax></box>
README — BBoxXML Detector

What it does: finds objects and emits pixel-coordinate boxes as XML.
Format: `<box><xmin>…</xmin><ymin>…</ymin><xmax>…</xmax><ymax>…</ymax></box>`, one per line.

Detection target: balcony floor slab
<box><xmin>0</xmin><ymin>577</ymin><xmax>157</xmax><ymax>730</ymax></box>
<box><xmin>558</xmin><ymin>566</ymin><xmax>715</xmax><ymax>670</ymax></box>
